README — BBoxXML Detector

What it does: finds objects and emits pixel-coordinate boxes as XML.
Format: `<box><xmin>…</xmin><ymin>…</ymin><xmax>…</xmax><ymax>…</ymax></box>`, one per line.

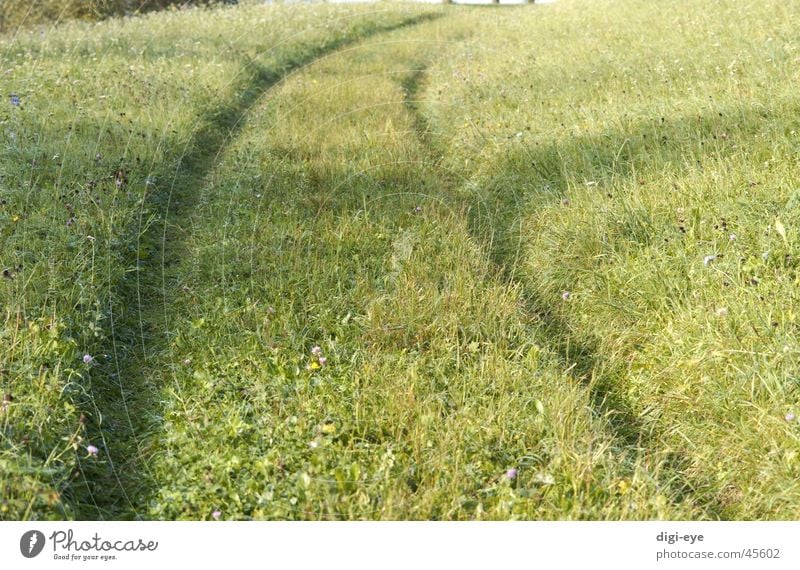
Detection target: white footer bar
<box><xmin>2</xmin><ymin>521</ymin><xmax>798</xmax><ymax>569</ymax></box>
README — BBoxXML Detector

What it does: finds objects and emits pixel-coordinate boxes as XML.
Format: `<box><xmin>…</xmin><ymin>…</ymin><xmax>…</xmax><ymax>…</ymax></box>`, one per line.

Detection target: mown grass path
<box><xmin>72</xmin><ymin>11</ymin><xmax>443</xmax><ymax>520</ymax></box>
<box><xmin>129</xmin><ymin>11</ymin><xmax>707</xmax><ymax>520</ymax></box>
<box><xmin>12</xmin><ymin>0</ymin><xmax>791</xmax><ymax>521</ymax></box>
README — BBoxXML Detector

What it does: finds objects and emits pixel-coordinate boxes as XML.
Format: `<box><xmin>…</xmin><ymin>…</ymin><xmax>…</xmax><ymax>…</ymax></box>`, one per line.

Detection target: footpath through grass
<box><xmin>4</xmin><ymin>0</ymin><xmax>800</xmax><ymax>521</ymax></box>
<box><xmin>0</xmin><ymin>1</ymin><xmax>440</xmax><ymax>520</ymax></box>
<box><xmin>137</xmin><ymin>13</ymin><xmax>705</xmax><ymax>520</ymax></box>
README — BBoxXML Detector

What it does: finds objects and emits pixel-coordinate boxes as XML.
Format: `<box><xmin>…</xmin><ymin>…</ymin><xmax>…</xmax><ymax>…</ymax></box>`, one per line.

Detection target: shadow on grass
<box><xmin>426</xmin><ymin>100</ymin><xmax>797</xmax><ymax>519</ymax></box>
<box><xmin>63</xmin><ymin>11</ymin><xmax>443</xmax><ymax>520</ymax></box>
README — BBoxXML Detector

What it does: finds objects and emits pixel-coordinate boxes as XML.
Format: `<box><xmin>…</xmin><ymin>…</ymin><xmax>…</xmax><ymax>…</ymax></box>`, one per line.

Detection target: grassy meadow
<box><xmin>1</xmin><ymin>0</ymin><xmax>798</xmax><ymax>520</ymax></box>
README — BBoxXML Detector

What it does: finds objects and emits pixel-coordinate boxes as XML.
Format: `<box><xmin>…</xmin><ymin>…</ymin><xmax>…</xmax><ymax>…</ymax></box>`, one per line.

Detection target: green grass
<box><xmin>424</xmin><ymin>0</ymin><xmax>800</xmax><ymax>519</ymax></box>
<box><xmin>139</xmin><ymin>17</ymin><xmax>703</xmax><ymax>520</ymax></box>
<box><xmin>2</xmin><ymin>0</ymin><xmax>799</xmax><ymax>521</ymax></box>
<box><xmin>0</xmin><ymin>0</ymin><xmax>445</xmax><ymax>520</ymax></box>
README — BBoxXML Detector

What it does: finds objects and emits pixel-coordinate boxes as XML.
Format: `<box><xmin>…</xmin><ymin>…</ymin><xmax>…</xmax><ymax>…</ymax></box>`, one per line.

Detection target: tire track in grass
<box><xmin>401</xmin><ymin>66</ymin><xmax>724</xmax><ymax>519</ymax></box>
<box><xmin>104</xmin><ymin>11</ymin><xmax>705</xmax><ymax>519</ymax></box>
<box><xmin>69</xmin><ymin>10</ymin><xmax>444</xmax><ymax>520</ymax></box>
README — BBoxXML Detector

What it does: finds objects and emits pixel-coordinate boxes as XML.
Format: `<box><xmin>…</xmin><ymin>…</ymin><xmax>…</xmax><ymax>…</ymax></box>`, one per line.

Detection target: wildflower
<box><xmin>414</xmin><ymin>205</ymin><xmax>422</xmax><ymax>213</ymax></box>
<box><xmin>762</xmin><ymin>251</ymin><xmax>770</xmax><ymax>261</ymax></box>
<box><xmin>10</xmin><ymin>94</ymin><xmax>20</xmax><ymax>106</ymax></box>
<box><xmin>561</xmin><ymin>291</ymin><xmax>571</xmax><ymax>301</ymax></box>
<box><xmin>182</xmin><ymin>358</ymin><xmax>192</xmax><ymax>366</ymax></box>
<box><xmin>86</xmin><ymin>445</ymin><xmax>99</xmax><ymax>457</ymax></box>
<box><xmin>212</xmin><ymin>510</ymin><xmax>221</xmax><ymax>520</ymax></box>
<box><xmin>786</xmin><ymin>412</ymin><xmax>796</xmax><ymax>422</ymax></box>
<box><xmin>506</xmin><ymin>468</ymin><xmax>518</xmax><ymax>480</ymax></box>
<box><xmin>716</xmin><ymin>307</ymin><xmax>728</xmax><ymax>317</ymax></box>
<box><xmin>308</xmin><ymin>440</ymin><xmax>319</xmax><ymax>449</ymax></box>
<box><xmin>311</xmin><ymin>346</ymin><xmax>323</xmax><ymax>356</ymax></box>
<box><xmin>83</xmin><ymin>354</ymin><xmax>93</xmax><ymax>364</ymax></box>
<box><xmin>729</xmin><ymin>234</ymin><xmax>737</xmax><ymax>241</ymax></box>
<box><xmin>703</xmin><ymin>255</ymin><xmax>717</xmax><ymax>266</ymax></box>
<box><xmin>318</xmin><ymin>356</ymin><xmax>327</xmax><ymax>366</ymax></box>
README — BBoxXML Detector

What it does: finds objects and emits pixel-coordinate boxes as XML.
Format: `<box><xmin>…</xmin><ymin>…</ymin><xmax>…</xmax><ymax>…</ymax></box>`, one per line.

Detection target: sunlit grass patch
<box><xmin>0</xmin><ymin>0</ymin><xmax>440</xmax><ymax>520</ymax></box>
<box><xmin>138</xmin><ymin>15</ymin><xmax>702</xmax><ymax>520</ymax></box>
<box><xmin>424</xmin><ymin>0</ymin><xmax>800</xmax><ymax>519</ymax></box>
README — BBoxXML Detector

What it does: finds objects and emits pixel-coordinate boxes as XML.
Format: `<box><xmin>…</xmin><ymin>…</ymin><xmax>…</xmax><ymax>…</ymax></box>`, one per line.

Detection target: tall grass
<box><xmin>423</xmin><ymin>0</ymin><xmax>800</xmax><ymax>519</ymax></box>
<box><xmin>0</xmin><ymin>1</ymin><xmax>230</xmax><ymax>34</ymax></box>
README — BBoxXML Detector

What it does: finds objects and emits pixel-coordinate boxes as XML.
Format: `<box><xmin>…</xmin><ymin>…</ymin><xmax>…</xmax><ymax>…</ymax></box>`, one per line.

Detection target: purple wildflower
<box><xmin>311</xmin><ymin>346</ymin><xmax>323</xmax><ymax>357</ymax></box>
<box><xmin>786</xmin><ymin>412</ymin><xmax>796</xmax><ymax>422</ymax></box>
<box><xmin>83</xmin><ymin>354</ymin><xmax>93</xmax><ymax>364</ymax></box>
<box><xmin>561</xmin><ymin>291</ymin><xmax>571</xmax><ymax>301</ymax></box>
<box><xmin>318</xmin><ymin>356</ymin><xmax>327</xmax><ymax>366</ymax></box>
<box><xmin>86</xmin><ymin>445</ymin><xmax>99</xmax><ymax>457</ymax></box>
<box><xmin>10</xmin><ymin>94</ymin><xmax>20</xmax><ymax>107</ymax></box>
<box><xmin>506</xmin><ymin>468</ymin><xmax>518</xmax><ymax>480</ymax></box>
<box><xmin>211</xmin><ymin>510</ymin><xmax>221</xmax><ymax>520</ymax></box>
